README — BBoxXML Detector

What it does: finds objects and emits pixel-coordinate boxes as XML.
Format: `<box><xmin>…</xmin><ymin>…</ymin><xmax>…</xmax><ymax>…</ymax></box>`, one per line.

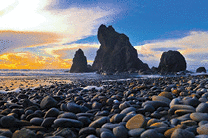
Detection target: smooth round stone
<box><xmin>177</xmin><ymin>114</ymin><xmax>191</xmax><ymax>121</ymax></box>
<box><xmin>0</xmin><ymin>129</ymin><xmax>13</xmax><ymax>138</ymax></box>
<box><xmin>170</xmin><ymin>118</ymin><xmax>180</xmax><ymax>126</ymax></box>
<box><xmin>92</xmin><ymin>101</ymin><xmax>102</xmax><ymax>109</ymax></box>
<box><xmin>95</xmin><ymin>110</ymin><xmax>109</xmax><ymax>116</ymax></box>
<box><xmin>41</xmin><ymin>117</ymin><xmax>56</xmax><ymax>127</ymax></box>
<box><xmin>126</xmin><ymin>114</ymin><xmax>147</xmax><ymax>129</ymax></box>
<box><xmin>53</xmin><ymin>128</ymin><xmax>76</xmax><ymax>138</ymax></box>
<box><xmin>152</xmin><ymin>96</ymin><xmax>171</xmax><ymax>105</ymax></box>
<box><xmin>44</xmin><ymin>108</ymin><xmax>59</xmax><ymax>118</ymax></box>
<box><xmin>185</xmin><ymin>126</ymin><xmax>197</xmax><ymax>135</ymax></box>
<box><xmin>140</xmin><ymin>129</ymin><xmax>161</xmax><ymax>138</ymax></box>
<box><xmin>143</xmin><ymin>104</ymin><xmax>155</xmax><ymax>112</ymax></box>
<box><xmin>197</xmin><ymin>124</ymin><xmax>208</xmax><ymax>135</ymax></box>
<box><xmin>170</xmin><ymin>104</ymin><xmax>195</xmax><ymax>112</ymax></box>
<box><xmin>67</xmin><ymin>102</ymin><xmax>84</xmax><ymax>113</ymax></box>
<box><xmin>122</xmin><ymin>114</ymin><xmax>135</xmax><ymax>122</ymax></box>
<box><xmin>76</xmin><ymin>113</ymin><xmax>94</xmax><ymax>118</ymax></box>
<box><xmin>158</xmin><ymin>92</ymin><xmax>173</xmax><ymax>100</ymax></box>
<box><xmin>174</xmin><ymin>109</ymin><xmax>194</xmax><ymax>116</ymax></box>
<box><xmin>86</xmin><ymin>134</ymin><xmax>98</xmax><ymax>138</ymax></box>
<box><xmin>119</xmin><ymin>101</ymin><xmax>131</xmax><ymax>110</ymax></box>
<box><xmin>196</xmin><ymin>103</ymin><xmax>208</xmax><ymax>113</ymax></box>
<box><xmin>181</xmin><ymin>120</ymin><xmax>197</xmax><ymax>126</ymax></box>
<box><xmin>40</xmin><ymin>96</ymin><xmax>58</xmax><ymax>109</ymax></box>
<box><xmin>78</xmin><ymin>116</ymin><xmax>91</xmax><ymax>127</ymax></box>
<box><xmin>198</xmin><ymin>121</ymin><xmax>208</xmax><ymax>126</ymax></box>
<box><xmin>150</xmin><ymin>122</ymin><xmax>168</xmax><ymax>128</ymax></box>
<box><xmin>0</xmin><ymin>116</ymin><xmax>16</xmax><ymax>128</ymax></box>
<box><xmin>142</xmin><ymin>101</ymin><xmax>169</xmax><ymax>109</ymax></box>
<box><xmin>12</xmin><ymin>128</ymin><xmax>36</xmax><ymax>138</ymax></box>
<box><xmin>195</xmin><ymin>135</ymin><xmax>208</xmax><ymax>138</ymax></box>
<box><xmin>120</xmin><ymin>107</ymin><xmax>136</xmax><ymax>115</ymax></box>
<box><xmin>128</xmin><ymin>128</ymin><xmax>145</xmax><ymax>137</ymax></box>
<box><xmin>171</xmin><ymin>128</ymin><xmax>195</xmax><ymax>138</ymax></box>
<box><xmin>147</xmin><ymin>119</ymin><xmax>160</xmax><ymax>126</ymax></box>
<box><xmin>113</xmin><ymin>125</ymin><xmax>128</xmax><ymax>138</ymax></box>
<box><xmin>100</xmin><ymin>131</ymin><xmax>115</xmax><ymax>138</ymax></box>
<box><xmin>102</xmin><ymin>123</ymin><xmax>120</xmax><ymax>130</ymax></box>
<box><xmin>190</xmin><ymin>113</ymin><xmax>208</xmax><ymax>121</ymax></box>
<box><xmin>182</xmin><ymin>97</ymin><xmax>200</xmax><ymax>107</ymax></box>
<box><xmin>79</xmin><ymin>127</ymin><xmax>96</xmax><ymax>136</ymax></box>
<box><xmin>53</xmin><ymin>118</ymin><xmax>83</xmax><ymax>128</ymax></box>
<box><xmin>169</xmin><ymin>98</ymin><xmax>181</xmax><ymax>107</ymax></box>
<box><xmin>89</xmin><ymin>117</ymin><xmax>110</xmax><ymax>128</ymax></box>
<box><xmin>30</xmin><ymin>117</ymin><xmax>43</xmax><ymax>126</ymax></box>
<box><xmin>110</xmin><ymin>114</ymin><xmax>126</xmax><ymax>123</ymax></box>
<box><xmin>57</xmin><ymin>112</ymin><xmax>77</xmax><ymax>119</ymax></box>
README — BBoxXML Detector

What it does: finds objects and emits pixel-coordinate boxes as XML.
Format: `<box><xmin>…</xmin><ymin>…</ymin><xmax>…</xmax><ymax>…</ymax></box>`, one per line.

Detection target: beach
<box><xmin>0</xmin><ymin>73</ymin><xmax>208</xmax><ymax>137</ymax></box>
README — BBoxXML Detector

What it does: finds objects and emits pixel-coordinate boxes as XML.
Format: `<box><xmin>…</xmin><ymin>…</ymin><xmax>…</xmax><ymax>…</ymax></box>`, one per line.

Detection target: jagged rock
<box><xmin>70</xmin><ymin>49</ymin><xmax>90</xmax><ymax>73</ymax></box>
<box><xmin>196</xmin><ymin>67</ymin><xmax>206</xmax><ymax>73</ymax></box>
<box><xmin>158</xmin><ymin>50</ymin><xmax>186</xmax><ymax>73</ymax></box>
<box><xmin>92</xmin><ymin>24</ymin><xmax>149</xmax><ymax>73</ymax></box>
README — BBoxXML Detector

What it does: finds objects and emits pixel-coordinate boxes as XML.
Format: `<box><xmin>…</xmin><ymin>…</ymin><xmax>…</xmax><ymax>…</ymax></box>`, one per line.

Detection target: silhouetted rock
<box><xmin>158</xmin><ymin>50</ymin><xmax>186</xmax><ymax>73</ymax></box>
<box><xmin>92</xmin><ymin>24</ymin><xmax>149</xmax><ymax>73</ymax></box>
<box><xmin>196</xmin><ymin>67</ymin><xmax>206</xmax><ymax>73</ymax></box>
<box><xmin>70</xmin><ymin>49</ymin><xmax>90</xmax><ymax>73</ymax></box>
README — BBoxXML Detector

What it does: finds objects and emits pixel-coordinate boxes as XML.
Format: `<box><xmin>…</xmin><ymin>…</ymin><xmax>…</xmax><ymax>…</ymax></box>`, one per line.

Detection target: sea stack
<box><xmin>92</xmin><ymin>24</ymin><xmax>149</xmax><ymax>73</ymax></box>
<box><xmin>70</xmin><ymin>49</ymin><xmax>89</xmax><ymax>73</ymax></box>
<box><xmin>158</xmin><ymin>50</ymin><xmax>187</xmax><ymax>73</ymax></box>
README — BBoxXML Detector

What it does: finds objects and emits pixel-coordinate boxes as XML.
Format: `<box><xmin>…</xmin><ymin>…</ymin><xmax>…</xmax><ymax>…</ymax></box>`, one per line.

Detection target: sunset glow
<box><xmin>0</xmin><ymin>0</ymin><xmax>208</xmax><ymax>70</ymax></box>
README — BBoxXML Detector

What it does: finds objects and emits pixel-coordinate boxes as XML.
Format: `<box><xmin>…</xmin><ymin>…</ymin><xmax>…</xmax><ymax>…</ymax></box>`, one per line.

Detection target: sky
<box><xmin>0</xmin><ymin>0</ymin><xmax>208</xmax><ymax>70</ymax></box>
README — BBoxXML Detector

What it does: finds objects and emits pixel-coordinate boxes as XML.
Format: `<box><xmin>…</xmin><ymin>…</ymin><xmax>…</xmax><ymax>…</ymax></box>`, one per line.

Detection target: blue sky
<box><xmin>0</xmin><ymin>0</ymin><xmax>208</xmax><ymax>70</ymax></box>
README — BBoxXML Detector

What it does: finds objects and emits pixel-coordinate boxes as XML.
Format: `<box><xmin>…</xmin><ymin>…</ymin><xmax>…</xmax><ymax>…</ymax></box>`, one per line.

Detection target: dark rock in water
<box><xmin>158</xmin><ymin>50</ymin><xmax>186</xmax><ymax>73</ymax></box>
<box><xmin>92</xmin><ymin>24</ymin><xmax>150</xmax><ymax>73</ymax></box>
<box><xmin>70</xmin><ymin>49</ymin><xmax>90</xmax><ymax>73</ymax></box>
<box><xmin>196</xmin><ymin>67</ymin><xmax>207</xmax><ymax>73</ymax></box>
<box><xmin>40</xmin><ymin>96</ymin><xmax>58</xmax><ymax>109</ymax></box>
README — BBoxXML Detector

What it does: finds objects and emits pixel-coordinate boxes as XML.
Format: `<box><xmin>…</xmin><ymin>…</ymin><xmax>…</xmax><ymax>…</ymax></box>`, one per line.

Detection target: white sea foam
<box><xmin>83</xmin><ymin>86</ymin><xmax>103</xmax><ymax>91</ymax></box>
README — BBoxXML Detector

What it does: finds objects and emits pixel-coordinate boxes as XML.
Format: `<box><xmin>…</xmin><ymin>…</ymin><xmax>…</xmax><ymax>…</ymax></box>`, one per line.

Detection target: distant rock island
<box><xmin>158</xmin><ymin>50</ymin><xmax>187</xmax><ymax>73</ymax></box>
<box><xmin>70</xmin><ymin>49</ymin><xmax>91</xmax><ymax>73</ymax></box>
<box><xmin>70</xmin><ymin>25</ymin><xmax>192</xmax><ymax>74</ymax></box>
<box><xmin>92</xmin><ymin>24</ymin><xmax>150</xmax><ymax>73</ymax></box>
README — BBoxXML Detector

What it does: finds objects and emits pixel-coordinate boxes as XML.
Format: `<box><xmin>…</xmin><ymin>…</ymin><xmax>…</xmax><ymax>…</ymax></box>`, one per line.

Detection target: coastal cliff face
<box><xmin>158</xmin><ymin>50</ymin><xmax>187</xmax><ymax>73</ymax></box>
<box><xmin>92</xmin><ymin>24</ymin><xmax>150</xmax><ymax>73</ymax></box>
<box><xmin>70</xmin><ymin>49</ymin><xmax>89</xmax><ymax>73</ymax></box>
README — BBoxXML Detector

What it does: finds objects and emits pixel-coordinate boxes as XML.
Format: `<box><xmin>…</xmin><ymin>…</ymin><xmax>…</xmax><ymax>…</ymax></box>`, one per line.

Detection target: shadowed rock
<box><xmin>158</xmin><ymin>50</ymin><xmax>186</xmax><ymax>73</ymax></box>
<box><xmin>196</xmin><ymin>67</ymin><xmax>206</xmax><ymax>73</ymax></box>
<box><xmin>92</xmin><ymin>24</ymin><xmax>149</xmax><ymax>73</ymax></box>
<box><xmin>70</xmin><ymin>49</ymin><xmax>90</xmax><ymax>73</ymax></box>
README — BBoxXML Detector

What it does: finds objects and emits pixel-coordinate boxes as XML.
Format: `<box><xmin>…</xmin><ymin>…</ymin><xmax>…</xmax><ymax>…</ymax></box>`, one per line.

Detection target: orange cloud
<box><xmin>0</xmin><ymin>52</ymin><xmax>72</xmax><ymax>69</ymax></box>
<box><xmin>0</xmin><ymin>30</ymin><xmax>62</xmax><ymax>53</ymax></box>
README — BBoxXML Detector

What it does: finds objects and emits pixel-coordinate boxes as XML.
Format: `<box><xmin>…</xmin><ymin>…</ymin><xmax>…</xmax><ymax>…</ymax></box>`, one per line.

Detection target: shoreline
<box><xmin>0</xmin><ymin>74</ymin><xmax>208</xmax><ymax>137</ymax></box>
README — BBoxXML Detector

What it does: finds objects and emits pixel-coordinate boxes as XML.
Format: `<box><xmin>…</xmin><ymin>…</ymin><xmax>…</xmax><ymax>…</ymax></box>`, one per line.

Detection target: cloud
<box><xmin>0</xmin><ymin>0</ymin><xmax>117</xmax><ymax>54</ymax></box>
<box><xmin>43</xmin><ymin>43</ymin><xmax>99</xmax><ymax>60</ymax></box>
<box><xmin>135</xmin><ymin>31</ymin><xmax>208</xmax><ymax>70</ymax></box>
<box><xmin>0</xmin><ymin>52</ymin><xmax>72</xmax><ymax>69</ymax></box>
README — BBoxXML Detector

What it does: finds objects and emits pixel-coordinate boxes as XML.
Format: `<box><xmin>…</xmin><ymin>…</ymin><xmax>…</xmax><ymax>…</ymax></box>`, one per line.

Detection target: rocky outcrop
<box><xmin>92</xmin><ymin>24</ymin><xmax>149</xmax><ymax>73</ymax></box>
<box><xmin>70</xmin><ymin>49</ymin><xmax>89</xmax><ymax>73</ymax></box>
<box><xmin>158</xmin><ymin>50</ymin><xmax>186</xmax><ymax>73</ymax></box>
<box><xmin>196</xmin><ymin>67</ymin><xmax>206</xmax><ymax>73</ymax></box>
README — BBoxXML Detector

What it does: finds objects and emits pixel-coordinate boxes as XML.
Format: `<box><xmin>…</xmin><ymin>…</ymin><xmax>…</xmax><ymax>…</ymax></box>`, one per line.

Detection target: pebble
<box><xmin>126</xmin><ymin>114</ymin><xmax>147</xmax><ymax>129</ymax></box>
<box><xmin>0</xmin><ymin>75</ymin><xmax>208</xmax><ymax>138</ymax></box>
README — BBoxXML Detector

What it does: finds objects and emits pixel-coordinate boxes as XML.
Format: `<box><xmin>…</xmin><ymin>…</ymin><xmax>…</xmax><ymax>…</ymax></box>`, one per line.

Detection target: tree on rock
<box><xmin>158</xmin><ymin>50</ymin><xmax>186</xmax><ymax>73</ymax></box>
<box><xmin>70</xmin><ymin>49</ymin><xmax>89</xmax><ymax>73</ymax></box>
<box><xmin>92</xmin><ymin>24</ymin><xmax>149</xmax><ymax>73</ymax></box>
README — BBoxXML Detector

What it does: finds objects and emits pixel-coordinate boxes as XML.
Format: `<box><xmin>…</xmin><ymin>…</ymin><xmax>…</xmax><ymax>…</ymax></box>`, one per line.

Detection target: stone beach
<box><xmin>0</xmin><ymin>74</ymin><xmax>208</xmax><ymax>138</ymax></box>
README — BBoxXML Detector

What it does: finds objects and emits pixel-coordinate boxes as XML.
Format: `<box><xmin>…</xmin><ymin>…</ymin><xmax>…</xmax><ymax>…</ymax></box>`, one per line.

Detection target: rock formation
<box><xmin>92</xmin><ymin>24</ymin><xmax>149</xmax><ymax>73</ymax></box>
<box><xmin>70</xmin><ymin>49</ymin><xmax>89</xmax><ymax>73</ymax></box>
<box><xmin>158</xmin><ymin>50</ymin><xmax>186</xmax><ymax>73</ymax></box>
<box><xmin>196</xmin><ymin>67</ymin><xmax>206</xmax><ymax>73</ymax></box>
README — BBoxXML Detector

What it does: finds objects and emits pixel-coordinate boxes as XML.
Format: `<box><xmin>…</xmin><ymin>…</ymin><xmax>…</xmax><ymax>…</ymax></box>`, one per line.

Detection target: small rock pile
<box><xmin>0</xmin><ymin>75</ymin><xmax>208</xmax><ymax>138</ymax></box>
